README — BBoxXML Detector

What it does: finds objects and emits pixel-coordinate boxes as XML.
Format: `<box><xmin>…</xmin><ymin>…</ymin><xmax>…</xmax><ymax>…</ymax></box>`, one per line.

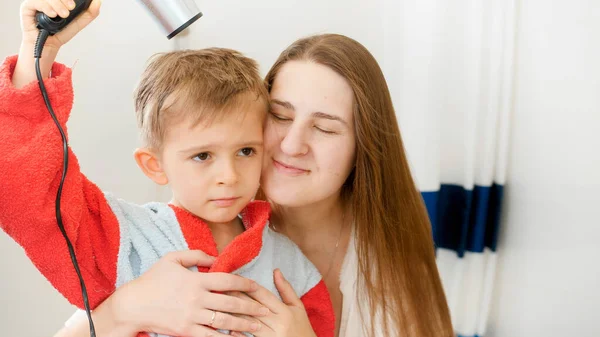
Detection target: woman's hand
<box><xmin>58</xmin><ymin>250</ymin><xmax>270</xmax><ymax>337</ymax></box>
<box><xmin>230</xmin><ymin>269</ymin><xmax>318</xmax><ymax>337</ymax></box>
<box><xmin>109</xmin><ymin>250</ymin><xmax>269</xmax><ymax>336</ymax></box>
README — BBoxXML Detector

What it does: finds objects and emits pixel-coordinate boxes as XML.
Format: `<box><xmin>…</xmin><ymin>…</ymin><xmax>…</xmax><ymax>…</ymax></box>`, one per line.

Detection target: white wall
<box><xmin>487</xmin><ymin>0</ymin><xmax>600</xmax><ymax>336</ymax></box>
<box><xmin>0</xmin><ymin>0</ymin><xmax>384</xmax><ymax>335</ymax></box>
<box><xmin>1</xmin><ymin>0</ymin><xmax>599</xmax><ymax>336</ymax></box>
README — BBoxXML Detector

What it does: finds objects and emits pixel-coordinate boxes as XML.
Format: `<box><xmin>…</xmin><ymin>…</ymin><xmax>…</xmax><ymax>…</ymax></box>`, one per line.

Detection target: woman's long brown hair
<box><xmin>264</xmin><ymin>34</ymin><xmax>453</xmax><ymax>337</ymax></box>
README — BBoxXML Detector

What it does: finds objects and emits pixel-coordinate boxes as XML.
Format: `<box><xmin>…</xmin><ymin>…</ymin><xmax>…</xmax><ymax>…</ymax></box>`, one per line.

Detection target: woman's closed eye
<box><xmin>269</xmin><ymin>111</ymin><xmax>292</xmax><ymax>122</ymax></box>
<box><xmin>314</xmin><ymin>125</ymin><xmax>338</xmax><ymax>134</ymax></box>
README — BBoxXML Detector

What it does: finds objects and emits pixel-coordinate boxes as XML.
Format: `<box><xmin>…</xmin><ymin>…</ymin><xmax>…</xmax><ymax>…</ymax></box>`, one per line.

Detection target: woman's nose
<box><xmin>280</xmin><ymin>123</ymin><xmax>309</xmax><ymax>156</ymax></box>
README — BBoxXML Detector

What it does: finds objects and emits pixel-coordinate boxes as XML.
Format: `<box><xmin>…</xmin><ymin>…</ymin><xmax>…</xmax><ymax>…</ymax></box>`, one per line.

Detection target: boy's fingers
<box><xmin>54</xmin><ymin>0</ymin><xmax>101</xmax><ymax>45</ymax></box>
<box><xmin>88</xmin><ymin>0</ymin><xmax>102</xmax><ymax>17</ymax></box>
<box><xmin>47</xmin><ymin>0</ymin><xmax>70</xmax><ymax>18</ymax></box>
<box><xmin>59</xmin><ymin>0</ymin><xmax>76</xmax><ymax>10</ymax></box>
<box><xmin>70</xmin><ymin>0</ymin><xmax>101</xmax><ymax>31</ymax></box>
<box><xmin>31</xmin><ymin>0</ymin><xmax>58</xmax><ymax>19</ymax></box>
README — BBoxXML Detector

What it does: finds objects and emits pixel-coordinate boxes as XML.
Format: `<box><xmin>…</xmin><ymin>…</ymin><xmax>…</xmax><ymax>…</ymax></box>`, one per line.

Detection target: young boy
<box><xmin>0</xmin><ymin>2</ymin><xmax>333</xmax><ymax>337</ymax></box>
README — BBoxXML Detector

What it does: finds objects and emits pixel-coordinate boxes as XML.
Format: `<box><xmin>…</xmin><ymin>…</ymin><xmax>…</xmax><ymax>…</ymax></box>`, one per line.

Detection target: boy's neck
<box><xmin>206</xmin><ymin>217</ymin><xmax>246</xmax><ymax>254</ymax></box>
<box><xmin>170</xmin><ymin>198</ymin><xmax>246</xmax><ymax>253</ymax></box>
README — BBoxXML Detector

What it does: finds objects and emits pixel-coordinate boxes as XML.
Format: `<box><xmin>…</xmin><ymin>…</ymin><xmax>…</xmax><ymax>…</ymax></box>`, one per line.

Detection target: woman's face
<box><xmin>261</xmin><ymin>60</ymin><xmax>357</xmax><ymax>208</ymax></box>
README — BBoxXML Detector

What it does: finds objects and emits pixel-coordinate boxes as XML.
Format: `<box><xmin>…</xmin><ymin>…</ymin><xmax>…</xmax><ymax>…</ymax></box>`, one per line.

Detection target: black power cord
<box><xmin>34</xmin><ymin>29</ymin><xmax>96</xmax><ymax>337</ymax></box>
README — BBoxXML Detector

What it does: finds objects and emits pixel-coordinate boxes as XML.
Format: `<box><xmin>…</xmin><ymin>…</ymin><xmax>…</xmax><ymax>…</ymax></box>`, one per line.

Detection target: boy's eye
<box><xmin>238</xmin><ymin>148</ymin><xmax>255</xmax><ymax>157</ymax></box>
<box><xmin>193</xmin><ymin>152</ymin><xmax>211</xmax><ymax>161</ymax></box>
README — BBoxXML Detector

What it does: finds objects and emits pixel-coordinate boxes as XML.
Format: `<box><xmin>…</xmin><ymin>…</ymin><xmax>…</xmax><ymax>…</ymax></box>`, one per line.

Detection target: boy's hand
<box><xmin>21</xmin><ymin>0</ymin><xmax>102</xmax><ymax>50</ymax></box>
<box><xmin>13</xmin><ymin>0</ymin><xmax>101</xmax><ymax>88</ymax></box>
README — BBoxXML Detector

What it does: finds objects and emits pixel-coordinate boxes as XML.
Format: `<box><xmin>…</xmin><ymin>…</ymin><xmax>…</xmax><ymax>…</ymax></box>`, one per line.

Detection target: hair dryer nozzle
<box><xmin>137</xmin><ymin>0</ymin><xmax>203</xmax><ymax>39</ymax></box>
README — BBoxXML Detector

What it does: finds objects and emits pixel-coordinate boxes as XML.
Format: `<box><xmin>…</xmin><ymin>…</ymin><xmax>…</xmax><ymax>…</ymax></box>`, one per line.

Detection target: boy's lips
<box><xmin>273</xmin><ymin>159</ymin><xmax>310</xmax><ymax>175</ymax></box>
<box><xmin>210</xmin><ymin>197</ymin><xmax>240</xmax><ymax>207</ymax></box>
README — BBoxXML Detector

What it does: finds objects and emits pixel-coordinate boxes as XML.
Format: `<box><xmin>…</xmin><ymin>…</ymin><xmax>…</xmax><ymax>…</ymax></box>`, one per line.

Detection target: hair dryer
<box><xmin>138</xmin><ymin>0</ymin><xmax>203</xmax><ymax>39</ymax></box>
<box><xmin>36</xmin><ymin>0</ymin><xmax>202</xmax><ymax>39</ymax></box>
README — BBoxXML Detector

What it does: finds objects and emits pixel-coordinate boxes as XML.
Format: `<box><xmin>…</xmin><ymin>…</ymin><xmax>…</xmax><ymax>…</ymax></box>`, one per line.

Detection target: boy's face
<box><xmin>157</xmin><ymin>100</ymin><xmax>265</xmax><ymax>226</ymax></box>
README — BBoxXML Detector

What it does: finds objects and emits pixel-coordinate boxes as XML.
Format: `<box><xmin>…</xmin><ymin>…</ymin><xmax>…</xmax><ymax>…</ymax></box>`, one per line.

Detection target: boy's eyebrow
<box><xmin>178</xmin><ymin>140</ymin><xmax>263</xmax><ymax>154</ymax></box>
<box><xmin>271</xmin><ymin>99</ymin><xmax>348</xmax><ymax>126</ymax></box>
<box><xmin>237</xmin><ymin>140</ymin><xmax>264</xmax><ymax>148</ymax></box>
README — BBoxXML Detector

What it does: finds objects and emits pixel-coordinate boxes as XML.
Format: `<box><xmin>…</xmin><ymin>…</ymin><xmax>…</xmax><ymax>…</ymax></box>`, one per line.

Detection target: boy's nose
<box><xmin>217</xmin><ymin>160</ymin><xmax>239</xmax><ymax>186</ymax></box>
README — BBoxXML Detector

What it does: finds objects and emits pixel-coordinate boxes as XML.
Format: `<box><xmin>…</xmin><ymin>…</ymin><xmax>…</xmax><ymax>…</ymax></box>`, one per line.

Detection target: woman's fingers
<box><xmin>184</xmin><ymin>324</ymin><xmax>231</xmax><ymax>337</ymax></box>
<box><xmin>201</xmin><ymin>272</ymin><xmax>259</xmax><ymax>293</ymax></box>
<box><xmin>243</xmin><ymin>282</ymin><xmax>288</xmax><ymax>314</ymax></box>
<box><xmin>166</xmin><ymin>250</ymin><xmax>216</xmax><ymax>268</ymax></box>
<box><xmin>204</xmin><ymin>292</ymin><xmax>268</xmax><ymax>317</ymax></box>
<box><xmin>227</xmin><ymin>291</ymin><xmax>284</xmax><ymax>330</ymax></box>
<box><xmin>273</xmin><ymin>269</ymin><xmax>304</xmax><ymax>307</ymax></box>
<box><xmin>198</xmin><ymin>309</ymin><xmax>262</xmax><ymax>333</ymax></box>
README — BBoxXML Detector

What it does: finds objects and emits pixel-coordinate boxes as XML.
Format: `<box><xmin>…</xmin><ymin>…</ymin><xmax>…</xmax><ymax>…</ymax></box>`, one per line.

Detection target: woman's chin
<box><xmin>263</xmin><ymin>186</ymin><xmax>312</xmax><ymax>208</ymax></box>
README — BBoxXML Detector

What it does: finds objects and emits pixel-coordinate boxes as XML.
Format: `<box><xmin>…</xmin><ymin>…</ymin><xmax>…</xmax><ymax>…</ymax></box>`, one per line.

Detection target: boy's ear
<box><xmin>134</xmin><ymin>148</ymin><xmax>168</xmax><ymax>185</ymax></box>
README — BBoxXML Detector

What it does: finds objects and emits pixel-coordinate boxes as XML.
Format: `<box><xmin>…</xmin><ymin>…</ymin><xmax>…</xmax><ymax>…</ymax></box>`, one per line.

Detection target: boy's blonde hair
<box><xmin>134</xmin><ymin>48</ymin><xmax>269</xmax><ymax>148</ymax></box>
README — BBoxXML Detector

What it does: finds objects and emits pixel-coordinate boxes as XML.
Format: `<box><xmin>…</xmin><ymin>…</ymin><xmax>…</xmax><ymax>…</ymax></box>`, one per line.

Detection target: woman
<box><xmin>19</xmin><ymin>1</ymin><xmax>453</xmax><ymax>336</ymax></box>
